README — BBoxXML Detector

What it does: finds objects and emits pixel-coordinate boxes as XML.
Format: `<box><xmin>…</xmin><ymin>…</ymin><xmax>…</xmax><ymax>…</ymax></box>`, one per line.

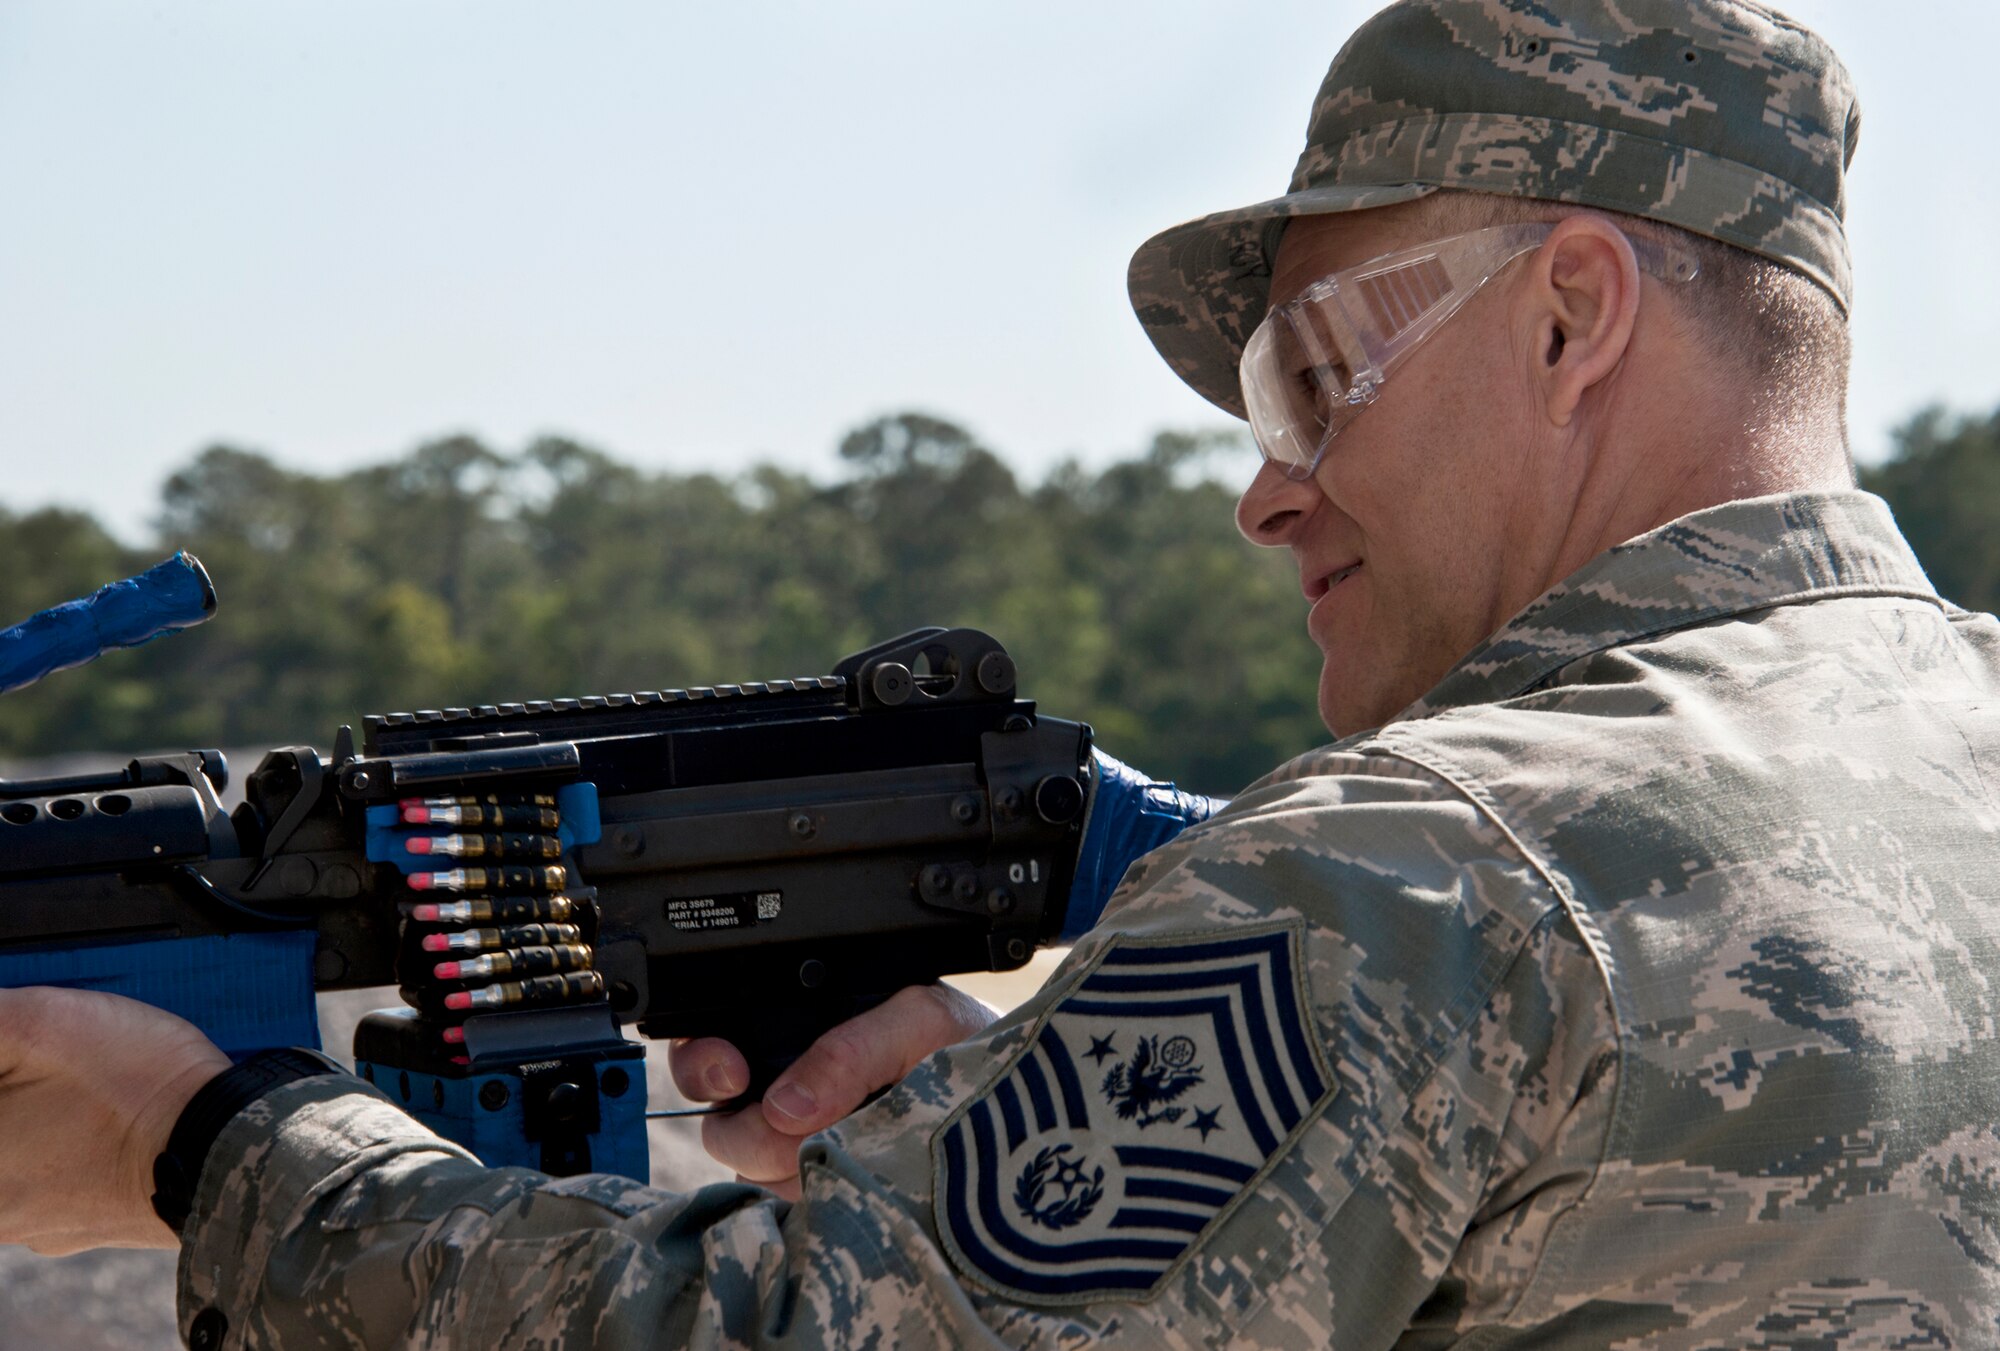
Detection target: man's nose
<box><xmin>1234</xmin><ymin>459</ymin><xmax>1322</xmax><ymax>546</ymax></box>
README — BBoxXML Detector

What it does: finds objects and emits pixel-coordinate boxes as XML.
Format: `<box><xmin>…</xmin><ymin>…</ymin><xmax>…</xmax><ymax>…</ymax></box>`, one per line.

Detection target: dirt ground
<box><xmin>0</xmin><ymin>951</ymin><xmax>1067</xmax><ymax>1349</ymax></box>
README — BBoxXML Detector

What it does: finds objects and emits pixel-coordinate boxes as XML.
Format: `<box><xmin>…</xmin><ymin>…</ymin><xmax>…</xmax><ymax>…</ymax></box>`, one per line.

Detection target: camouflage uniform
<box><xmin>177</xmin><ymin>491</ymin><xmax>2000</xmax><ymax>1347</ymax></box>
<box><xmin>176</xmin><ymin>3</ymin><xmax>2000</xmax><ymax>1347</ymax></box>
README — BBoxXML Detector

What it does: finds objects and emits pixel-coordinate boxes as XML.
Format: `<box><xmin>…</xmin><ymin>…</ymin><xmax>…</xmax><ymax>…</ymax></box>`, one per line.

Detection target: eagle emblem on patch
<box><xmin>932</xmin><ymin>924</ymin><xmax>1332</xmax><ymax>1302</ymax></box>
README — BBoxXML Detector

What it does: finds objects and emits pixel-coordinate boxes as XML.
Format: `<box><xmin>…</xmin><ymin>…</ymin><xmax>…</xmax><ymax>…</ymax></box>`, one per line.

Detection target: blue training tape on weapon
<box><xmin>557</xmin><ymin>782</ymin><xmax>601</xmax><ymax>846</ymax></box>
<box><xmin>363</xmin><ymin>811</ymin><xmax>403</xmax><ymax>865</ymax></box>
<box><xmin>0</xmin><ymin>552</ymin><xmax>217</xmax><ymax>695</ymax></box>
<box><xmin>1061</xmin><ymin>749</ymin><xmax>1228</xmax><ymax>942</ymax></box>
<box><xmin>0</xmin><ymin>931</ymin><xmax>321</xmax><ymax>1060</ymax></box>
<box><xmin>355</xmin><ymin>1046</ymin><xmax>649</xmax><ymax>1182</ymax></box>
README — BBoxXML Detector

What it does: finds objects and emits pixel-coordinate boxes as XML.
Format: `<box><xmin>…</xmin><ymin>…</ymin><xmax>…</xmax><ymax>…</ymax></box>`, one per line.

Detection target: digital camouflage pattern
<box><xmin>179</xmin><ymin>490</ymin><xmax>2000</xmax><ymax>1348</ymax></box>
<box><xmin>1127</xmin><ymin>0</ymin><xmax>1861</xmax><ymax>416</ymax></box>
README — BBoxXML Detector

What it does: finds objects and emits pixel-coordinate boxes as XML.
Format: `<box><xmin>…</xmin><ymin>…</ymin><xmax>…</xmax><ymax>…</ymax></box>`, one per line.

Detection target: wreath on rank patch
<box><xmin>1013</xmin><ymin>1143</ymin><xmax>1106</xmax><ymax>1231</ymax></box>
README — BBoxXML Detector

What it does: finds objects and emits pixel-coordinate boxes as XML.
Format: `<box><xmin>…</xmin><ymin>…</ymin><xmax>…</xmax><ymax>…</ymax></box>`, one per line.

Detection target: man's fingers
<box><xmin>667</xmin><ymin>1037</ymin><xmax>749</xmax><ymax>1103</ymax></box>
<box><xmin>683</xmin><ymin>984</ymin><xmax>997</xmax><ymax>1198</ymax></box>
<box><xmin>760</xmin><ymin>984</ymin><xmax>994</xmax><ymax>1136</ymax></box>
<box><xmin>701</xmin><ymin>1104</ymin><xmax>807</xmax><ymax>1191</ymax></box>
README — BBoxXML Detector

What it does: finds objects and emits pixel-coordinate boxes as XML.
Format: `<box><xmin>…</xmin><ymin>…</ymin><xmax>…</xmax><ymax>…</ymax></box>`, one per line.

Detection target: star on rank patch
<box><xmin>932</xmin><ymin>923</ymin><xmax>1333</xmax><ymax>1303</ymax></box>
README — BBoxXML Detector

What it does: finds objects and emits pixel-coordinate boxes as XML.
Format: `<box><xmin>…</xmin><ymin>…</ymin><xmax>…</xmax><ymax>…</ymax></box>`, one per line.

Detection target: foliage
<box><xmin>1859</xmin><ymin>406</ymin><xmax>2000</xmax><ymax>615</ymax></box>
<box><xmin>12</xmin><ymin>402</ymin><xmax>1990</xmax><ymax>791</ymax></box>
<box><xmin>0</xmin><ymin>415</ymin><xmax>1319</xmax><ymax>793</ymax></box>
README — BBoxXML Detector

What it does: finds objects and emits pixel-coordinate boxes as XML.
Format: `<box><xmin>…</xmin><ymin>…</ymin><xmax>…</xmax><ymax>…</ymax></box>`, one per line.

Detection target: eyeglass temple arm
<box><xmin>1623</xmin><ymin>234</ymin><xmax>1701</xmax><ymax>285</ymax></box>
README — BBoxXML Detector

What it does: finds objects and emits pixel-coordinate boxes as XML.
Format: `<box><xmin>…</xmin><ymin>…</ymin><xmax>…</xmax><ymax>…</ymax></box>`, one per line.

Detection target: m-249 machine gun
<box><xmin>0</xmin><ymin>561</ymin><xmax>1143</xmax><ymax>1182</ymax></box>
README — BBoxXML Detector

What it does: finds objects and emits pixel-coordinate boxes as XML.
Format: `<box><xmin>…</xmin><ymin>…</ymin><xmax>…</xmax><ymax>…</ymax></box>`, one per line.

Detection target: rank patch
<box><xmin>933</xmin><ymin>924</ymin><xmax>1332</xmax><ymax>1302</ymax></box>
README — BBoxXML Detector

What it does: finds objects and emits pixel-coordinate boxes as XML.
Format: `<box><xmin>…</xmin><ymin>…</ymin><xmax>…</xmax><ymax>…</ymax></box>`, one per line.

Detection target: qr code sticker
<box><xmin>755</xmin><ymin>892</ymin><xmax>783</xmax><ymax>921</ymax></box>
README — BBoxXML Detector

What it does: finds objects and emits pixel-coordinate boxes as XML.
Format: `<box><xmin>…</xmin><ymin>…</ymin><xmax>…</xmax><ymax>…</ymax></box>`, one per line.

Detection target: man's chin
<box><xmin>1319</xmin><ymin>657</ymin><xmax>1406</xmax><ymax>741</ymax></box>
<box><xmin>1318</xmin><ymin>667</ymin><xmax>1362</xmax><ymax>740</ymax></box>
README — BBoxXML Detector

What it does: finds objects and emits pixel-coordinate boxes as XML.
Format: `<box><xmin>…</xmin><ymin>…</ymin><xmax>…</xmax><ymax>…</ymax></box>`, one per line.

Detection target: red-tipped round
<box><xmin>444</xmin><ymin>991</ymin><xmax>473</xmax><ymax>1010</ymax></box>
<box><xmin>407</xmin><ymin>835</ymin><xmax>435</xmax><ymax>855</ymax></box>
<box><xmin>400</xmin><ymin>800</ymin><xmax>433</xmax><ymax>823</ymax></box>
<box><xmin>421</xmin><ymin>933</ymin><xmax>449</xmax><ymax>951</ymax></box>
<box><xmin>441</xmin><ymin>1025</ymin><xmax>466</xmax><ymax>1044</ymax></box>
<box><xmin>433</xmin><ymin>960</ymin><xmax>462</xmax><ymax>980</ymax></box>
<box><xmin>406</xmin><ymin>872</ymin><xmax>435</xmax><ymax>891</ymax></box>
<box><xmin>410</xmin><ymin>902</ymin><xmax>441</xmax><ymax>921</ymax></box>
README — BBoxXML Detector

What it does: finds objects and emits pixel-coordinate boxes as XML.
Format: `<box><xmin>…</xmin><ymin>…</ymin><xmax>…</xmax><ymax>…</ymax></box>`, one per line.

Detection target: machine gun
<box><xmin>0</xmin><ymin>560</ymin><xmax>1106</xmax><ymax>1182</ymax></box>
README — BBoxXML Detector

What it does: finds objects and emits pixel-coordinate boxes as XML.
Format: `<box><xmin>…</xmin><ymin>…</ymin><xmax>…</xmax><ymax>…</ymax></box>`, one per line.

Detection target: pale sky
<box><xmin>3</xmin><ymin>2</ymin><xmax>1995</xmax><ymax>543</ymax></box>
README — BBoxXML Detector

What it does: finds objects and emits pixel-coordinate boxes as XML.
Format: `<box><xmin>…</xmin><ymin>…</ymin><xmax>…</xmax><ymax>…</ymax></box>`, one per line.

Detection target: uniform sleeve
<box><xmin>177</xmin><ymin>750</ymin><xmax>1615</xmax><ymax>1350</ymax></box>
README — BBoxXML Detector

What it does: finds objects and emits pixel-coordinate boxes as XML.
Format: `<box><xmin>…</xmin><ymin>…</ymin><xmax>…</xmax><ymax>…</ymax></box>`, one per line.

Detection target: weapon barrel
<box><xmin>0</xmin><ymin>552</ymin><xmax>217</xmax><ymax>694</ymax></box>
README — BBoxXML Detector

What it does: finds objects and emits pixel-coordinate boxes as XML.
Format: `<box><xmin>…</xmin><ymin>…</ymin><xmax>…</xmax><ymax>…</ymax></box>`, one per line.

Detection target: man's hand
<box><xmin>669</xmin><ymin>984</ymin><xmax>994</xmax><ymax>1201</ymax></box>
<box><xmin>0</xmin><ymin>987</ymin><xmax>230</xmax><ymax>1254</ymax></box>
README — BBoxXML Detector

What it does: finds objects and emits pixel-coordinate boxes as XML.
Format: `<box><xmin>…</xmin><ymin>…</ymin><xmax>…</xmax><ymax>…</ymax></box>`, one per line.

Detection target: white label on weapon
<box><xmin>665</xmin><ymin>891</ymin><xmax>783</xmax><ymax>931</ymax></box>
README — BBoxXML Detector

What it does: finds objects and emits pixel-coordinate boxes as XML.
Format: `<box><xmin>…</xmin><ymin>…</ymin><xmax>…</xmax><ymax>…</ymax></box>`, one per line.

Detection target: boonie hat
<box><xmin>1128</xmin><ymin>0</ymin><xmax>1860</xmax><ymax>417</ymax></box>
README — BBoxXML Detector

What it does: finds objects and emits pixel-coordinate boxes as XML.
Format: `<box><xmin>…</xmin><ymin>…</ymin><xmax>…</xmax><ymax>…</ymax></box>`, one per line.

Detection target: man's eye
<box><xmin>1295</xmin><ymin>363</ymin><xmax>1349</xmax><ymax>407</ymax></box>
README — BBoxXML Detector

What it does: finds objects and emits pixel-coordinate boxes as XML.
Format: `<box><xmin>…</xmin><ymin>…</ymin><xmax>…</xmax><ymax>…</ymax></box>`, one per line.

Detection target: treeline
<box><xmin>4</xmin><ymin>405</ymin><xmax>1998</xmax><ymax>792</ymax></box>
<box><xmin>0</xmin><ymin>415</ymin><xmax>1316</xmax><ymax>792</ymax></box>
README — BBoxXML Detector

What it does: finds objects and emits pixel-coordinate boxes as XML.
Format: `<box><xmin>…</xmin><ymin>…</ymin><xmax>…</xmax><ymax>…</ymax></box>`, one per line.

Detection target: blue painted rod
<box><xmin>0</xmin><ymin>552</ymin><xmax>217</xmax><ymax>694</ymax></box>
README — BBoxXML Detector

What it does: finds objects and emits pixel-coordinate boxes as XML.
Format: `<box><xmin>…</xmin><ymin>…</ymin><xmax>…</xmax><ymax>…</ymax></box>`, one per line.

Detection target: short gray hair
<box><xmin>1407</xmin><ymin>190</ymin><xmax>1852</xmax><ymax>447</ymax></box>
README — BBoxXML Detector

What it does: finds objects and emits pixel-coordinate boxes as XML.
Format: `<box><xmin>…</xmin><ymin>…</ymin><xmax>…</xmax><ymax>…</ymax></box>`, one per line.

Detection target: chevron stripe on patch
<box><xmin>932</xmin><ymin>923</ymin><xmax>1333</xmax><ymax>1303</ymax></box>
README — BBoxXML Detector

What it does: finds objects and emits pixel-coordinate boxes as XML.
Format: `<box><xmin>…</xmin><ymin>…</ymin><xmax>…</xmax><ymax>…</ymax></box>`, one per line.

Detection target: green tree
<box><xmin>1034</xmin><ymin>431</ymin><xmax>1322</xmax><ymax>792</ymax></box>
<box><xmin>1860</xmin><ymin>406</ymin><xmax>2000</xmax><ymax>614</ymax></box>
<box><xmin>0</xmin><ymin>415</ymin><xmax>1336</xmax><ymax>789</ymax></box>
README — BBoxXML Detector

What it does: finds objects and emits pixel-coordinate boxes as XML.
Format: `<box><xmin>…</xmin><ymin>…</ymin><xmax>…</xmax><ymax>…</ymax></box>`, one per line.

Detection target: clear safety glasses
<box><xmin>1240</xmin><ymin>222</ymin><xmax>1701</xmax><ymax>479</ymax></box>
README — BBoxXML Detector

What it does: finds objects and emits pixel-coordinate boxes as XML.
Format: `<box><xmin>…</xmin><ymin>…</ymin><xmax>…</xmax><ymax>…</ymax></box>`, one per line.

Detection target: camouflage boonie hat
<box><xmin>1128</xmin><ymin>0</ymin><xmax>1861</xmax><ymax>417</ymax></box>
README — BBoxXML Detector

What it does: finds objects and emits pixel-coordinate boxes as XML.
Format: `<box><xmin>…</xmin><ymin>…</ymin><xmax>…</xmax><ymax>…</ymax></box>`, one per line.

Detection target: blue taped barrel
<box><xmin>0</xmin><ymin>552</ymin><xmax>217</xmax><ymax>695</ymax></box>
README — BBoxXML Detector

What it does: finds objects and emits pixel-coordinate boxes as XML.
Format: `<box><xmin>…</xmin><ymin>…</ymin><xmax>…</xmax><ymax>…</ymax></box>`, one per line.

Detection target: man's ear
<box><xmin>1525</xmin><ymin>215</ymin><xmax>1643</xmax><ymax>429</ymax></box>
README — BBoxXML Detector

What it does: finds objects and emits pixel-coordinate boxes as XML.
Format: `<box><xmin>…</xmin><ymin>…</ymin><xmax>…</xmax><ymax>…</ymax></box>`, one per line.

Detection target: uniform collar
<box><xmin>1402</xmin><ymin>490</ymin><xmax>1940</xmax><ymax>721</ymax></box>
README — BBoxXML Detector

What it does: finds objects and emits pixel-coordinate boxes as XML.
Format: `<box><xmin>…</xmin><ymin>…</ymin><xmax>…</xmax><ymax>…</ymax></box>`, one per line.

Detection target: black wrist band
<box><xmin>151</xmin><ymin>1047</ymin><xmax>344</xmax><ymax>1235</ymax></box>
